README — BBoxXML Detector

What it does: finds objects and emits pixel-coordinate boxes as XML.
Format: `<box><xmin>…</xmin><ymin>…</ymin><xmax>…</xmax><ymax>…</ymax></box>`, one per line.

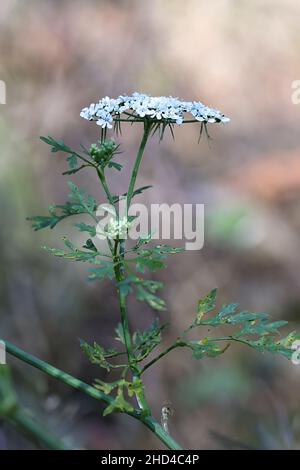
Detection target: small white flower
<box><xmin>95</xmin><ymin>110</ymin><xmax>113</xmax><ymax>129</ymax></box>
<box><xmin>105</xmin><ymin>217</ymin><xmax>132</xmax><ymax>239</ymax></box>
<box><xmin>80</xmin><ymin>93</ymin><xmax>230</xmax><ymax>127</ymax></box>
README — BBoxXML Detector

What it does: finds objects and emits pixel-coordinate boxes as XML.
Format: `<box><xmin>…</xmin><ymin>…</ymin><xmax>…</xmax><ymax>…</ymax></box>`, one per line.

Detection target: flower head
<box><xmin>80</xmin><ymin>92</ymin><xmax>230</xmax><ymax>127</ymax></box>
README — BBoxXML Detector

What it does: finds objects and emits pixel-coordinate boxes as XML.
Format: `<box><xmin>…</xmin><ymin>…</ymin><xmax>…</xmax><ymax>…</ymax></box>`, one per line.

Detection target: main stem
<box><xmin>3</xmin><ymin>340</ymin><xmax>182</xmax><ymax>450</ymax></box>
<box><xmin>114</xmin><ymin>121</ymin><xmax>153</xmax><ymax>412</ymax></box>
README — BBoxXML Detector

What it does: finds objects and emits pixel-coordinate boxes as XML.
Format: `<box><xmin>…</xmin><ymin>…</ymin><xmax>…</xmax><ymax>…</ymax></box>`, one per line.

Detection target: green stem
<box><xmin>95</xmin><ymin>129</ymin><xmax>152</xmax><ymax>414</ymax></box>
<box><xmin>114</xmin><ymin>258</ymin><xmax>135</xmax><ymax>370</ymax></box>
<box><xmin>141</xmin><ymin>415</ymin><xmax>182</xmax><ymax>450</ymax></box>
<box><xmin>118</xmin><ymin>122</ymin><xmax>153</xmax><ymax>413</ymax></box>
<box><xmin>2</xmin><ymin>340</ymin><xmax>183</xmax><ymax>450</ymax></box>
<box><xmin>126</xmin><ymin>121</ymin><xmax>152</xmax><ymax>211</ymax></box>
<box><xmin>142</xmin><ymin>341</ymin><xmax>185</xmax><ymax>374</ymax></box>
<box><xmin>3</xmin><ymin>340</ymin><xmax>113</xmax><ymax>405</ymax></box>
<box><xmin>96</xmin><ymin>167</ymin><xmax>116</xmax><ymax>208</ymax></box>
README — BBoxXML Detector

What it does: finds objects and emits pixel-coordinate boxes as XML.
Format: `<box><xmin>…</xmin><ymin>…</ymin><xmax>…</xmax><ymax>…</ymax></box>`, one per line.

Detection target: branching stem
<box><xmin>2</xmin><ymin>339</ymin><xmax>182</xmax><ymax>450</ymax></box>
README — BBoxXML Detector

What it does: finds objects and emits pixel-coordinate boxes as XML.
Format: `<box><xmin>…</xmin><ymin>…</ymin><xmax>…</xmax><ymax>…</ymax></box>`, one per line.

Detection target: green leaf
<box><xmin>68</xmin><ymin>182</ymin><xmax>97</xmax><ymax>217</ymax></box>
<box><xmin>136</xmin><ymin>285</ymin><xmax>166</xmax><ymax>311</ymax></box>
<box><xmin>43</xmin><ymin>240</ymin><xmax>98</xmax><ymax>262</ymax></box>
<box><xmin>40</xmin><ymin>136</ymin><xmax>91</xmax><ymax>175</ymax></box>
<box><xmin>40</xmin><ymin>136</ymin><xmax>74</xmax><ymax>154</ymax></box>
<box><xmin>135</xmin><ymin>256</ymin><xmax>166</xmax><ymax>273</ymax></box>
<box><xmin>133</xmin><ymin>319</ymin><xmax>167</xmax><ymax>359</ymax></box>
<box><xmin>80</xmin><ymin>340</ymin><xmax>113</xmax><ymax>371</ymax></box>
<box><xmin>102</xmin><ymin>388</ymin><xmax>134</xmax><ymax>416</ymax></box>
<box><xmin>28</xmin><ymin>184</ymin><xmax>97</xmax><ymax>231</ymax></box>
<box><xmin>187</xmin><ymin>339</ymin><xmax>229</xmax><ymax>360</ymax></box>
<box><xmin>115</xmin><ymin>323</ymin><xmax>126</xmax><ymax>345</ymax></box>
<box><xmin>94</xmin><ymin>378</ymin><xmax>136</xmax><ymax>417</ymax></box>
<box><xmin>67</xmin><ymin>154</ymin><xmax>78</xmax><ymax>170</ymax></box>
<box><xmin>108</xmin><ymin>161</ymin><xmax>122</xmax><ymax>171</ymax></box>
<box><xmin>94</xmin><ymin>379</ymin><xmax>121</xmax><ymax>395</ymax></box>
<box><xmin>139</xmin><ymin>279</ymin><xmax>164</xmax><ymax>294</ymax></box>
<box><xmin>196</xmin><ymin>288</ymin><xmax>218</xmax><ymax>323</ymax></box>
<box><xmin>83</xmin><ymin>238</ymin><xmax>98</xmax><ymax>252</ymax></box>
<box><xmin>189</xmin><ymin>288</ymin><xmax>298</xmax><ymax>361</ymax></box>
<box><xmin>27</xmin><ymin>213</ymin><xmax>61</xmax><ymax>231</ymax></box>
<box><xmin>75</xmin><ymin>223</ymin><xmax>96</xmax><ymax>237</ymax></box>
<box><xmin>88</xmin><ymin>263</ymin><xmax>114</xmax><ymax>281</ymax></box>
<box><xmin>217</xmin><ymin>303</ymin><xmax>239</xmax><ymax>319</ymax></box>
<box><xmin>118</xmin><ymin>276</ymin><xmax>166</xmax><ymax>312</ymax></box>
<box><xmin>127</xmin><ymin>378</ymin><xmax>143</xmax><ymax>398</ymax></box>
<box><xmin>132</xmin><ymin>233</ymin><xmax>154</xmax><ymax>250</ymax></box>
<box><xmin>235</xmin><ymin>331</ymin><xmax>300</xmax><ymax>359</ymax></box>
<box><xmin>131</xmin><ymin>244</ymin><xmax>184</xmax><ymax>273</ymax></box>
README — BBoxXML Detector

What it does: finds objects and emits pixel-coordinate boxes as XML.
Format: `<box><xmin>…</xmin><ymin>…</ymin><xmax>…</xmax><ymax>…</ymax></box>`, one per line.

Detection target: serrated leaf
<box><xmin>27</xmin><ymin>214</ymin><xmax>62</xmax><ymax>231</ymax></box>
<box><xmin>75</xmin><ymin>223</ymin><xmax>96</xmax><ymax>237</ymax></box>
<box><xmin>237</xmin><ymin>318</ymin><xmax>288</xmax><ymax>336</ymax></box>
<box><xmin>88</xmin><ymin>263</ymin><xmax>114</xmax><ymax>281</ymax></box>
<box><xmin>108</xmin><ymin>161</ymin><xmax>122</xmax><ymax>171</ymax></box>
<box><xmin>135</xmin><ymin>256</ymin><xmax>166</xmax><ymax>273</ymax></box>
<box><xmin>67</xmin><ymin>154</ymin><xmax>78</xmax><ymax>170</ymax></box>
<box><xmin>236</xmin><ymin>331</ymin><xmax>300</xmax><ymax>359</ymax></box>
<box><xmin>102</xmin><ymin>388</ymin><xmax>134</xmax><ymax>416</ymax></box>
<box><xmin>196</xmin><ymin>288</ymin><xmax>218</xmax><ymax>323</ymax></box>
<box><xmin>136</xmin><ymin>285</ymin><xmax>166</xmax><ymax>311</ymax></box>
<box><xmin>83</xmin><ymin>238</ymin><xmax>98</xmax><ymax>252</ymax></box>
<box><xmin>133</xmin><ymin>319</ymin><xmax>167</xmax><ymax>359</ymax></box>
<box><xmin>187</xmin><ymin>339</ymin><xmax>229</xmax><ymax>359</ymax></box>
<box><xmin>130</xmin><ymin>244</ymin><xmax>183</xmax><ymax>273</ymax></box>
<box><xmin>115</xmin><ymin>323</ymin><xmax>126</xmax><ymax>345</ymax></box>
<box><xmin>186</xmin><ymin>288</ymin><xmax>298</xmax><ymax>361</ymax></box>
<box><xmin>43</xmin><ymin>244</ymin><xmax>98</xmax><ymax>262</ymax></box>
<box><xmin>127</xmin><ymin>378</ymin><xmax>143</xmax><ymax>398</ymax></box>
<box><xmin>118</xmin><ymin>277</ymin><xmax>165</xmax><ymax>312</ymax></box>
<box><xmin>68</xmin><ymin>182</ymin><xmax>97</xmax><ymax>217</ymax></box>
<box><xmin>28</xmin><ymin>184</ymin><xmax>97</xmax><ymax>232</ymax></box>
<box><xmin>94</xmin><ymin>379</ymin><xmax>121</xmax><ymax>395</ymax></box>
<box><xmin>80</xmin><ymin>340</ymin><xmax>112</xmax><ymax>371</ymax></box>
<box><xmin>217</xmin><ymin>303</ymin><xmax>239</xmax><ymax>319</ymax></box>
<box><xmin>40</xmin><ymin>136</ymin><xmax>73</xmax><ymax>153</ymax></box>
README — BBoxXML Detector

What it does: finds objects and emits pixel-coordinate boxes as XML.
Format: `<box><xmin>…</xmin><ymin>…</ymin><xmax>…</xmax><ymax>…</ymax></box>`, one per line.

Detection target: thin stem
<box><xmin>95</xmin><ymin>167</ymin><xmax>116</xmax><ymax>253</ymax></box>
<box><xmin>141</xmin><ymin>415</ymin><xmax>182</xmax><ymax>450</ymax></box>
<box><xmin>96</xmin><ymin>167</ymin><xmax>116</xmax><ymax>208</ymax></box>
<box><xmin>142</xmin><ymin>341</ymin><xmax>185</xmax><ymax>374</ymax></box>
<box><xmin>113</xmin><ymin>259</ymin><xmax>136</xmax><ymax>370</ymax></box>
<box><xmin>73</xmin><ymin>152</ymin><xmax>97</xmax><ymax>168</ymax></box>
<box><xmin>94</xmin><ymin>127</ymin><xmax>152</xmax><ymax>414</ymax></box>
<box><xmin>115</xmin><ymin>122</ymin><xmax>153</xmax><ymax>414</ymax></box>
<box><xmin>2</xmin><ymin>340</ymin><xmax>183</xmax><ymax>450</ymax></box>
<box><xmin>3</xmin><ymin>340</ymin><xmax>113</xmax><ymax>406</ymax></box>
<box><xmin>126</xmin><ymin>121</ymin><xmax>152</xmax><ymax>211</ymax></box>
<box><xmin>142</xmin><ymin>334</ymin><xmax>256</xmax><ymax>374</ymax></box>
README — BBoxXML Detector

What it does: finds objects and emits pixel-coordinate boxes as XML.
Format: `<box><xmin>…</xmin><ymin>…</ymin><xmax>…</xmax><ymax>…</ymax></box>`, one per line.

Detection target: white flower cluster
<box><xmin>104</xmin><ymin>217</ymin><xmax>131</xmax><ymax>239</ymax></box>
<box><xmin>80</xmin><ymin>92</ymin><xmax>230</xmax><ymax>128</ymax></box>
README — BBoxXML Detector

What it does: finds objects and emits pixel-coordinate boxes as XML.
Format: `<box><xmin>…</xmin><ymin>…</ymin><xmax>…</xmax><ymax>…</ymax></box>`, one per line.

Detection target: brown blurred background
<box><xmin>0</xmin><ymin>0</ymin><xmax>300</xmax><ymax>450</ymax></box>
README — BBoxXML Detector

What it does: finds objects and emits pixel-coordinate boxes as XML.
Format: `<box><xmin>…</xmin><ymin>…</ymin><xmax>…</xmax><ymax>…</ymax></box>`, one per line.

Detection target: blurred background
<box><xmin>0</xmin><ymin>0</ymin><xmax>300</xmax><ymax>450</ymax></box>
